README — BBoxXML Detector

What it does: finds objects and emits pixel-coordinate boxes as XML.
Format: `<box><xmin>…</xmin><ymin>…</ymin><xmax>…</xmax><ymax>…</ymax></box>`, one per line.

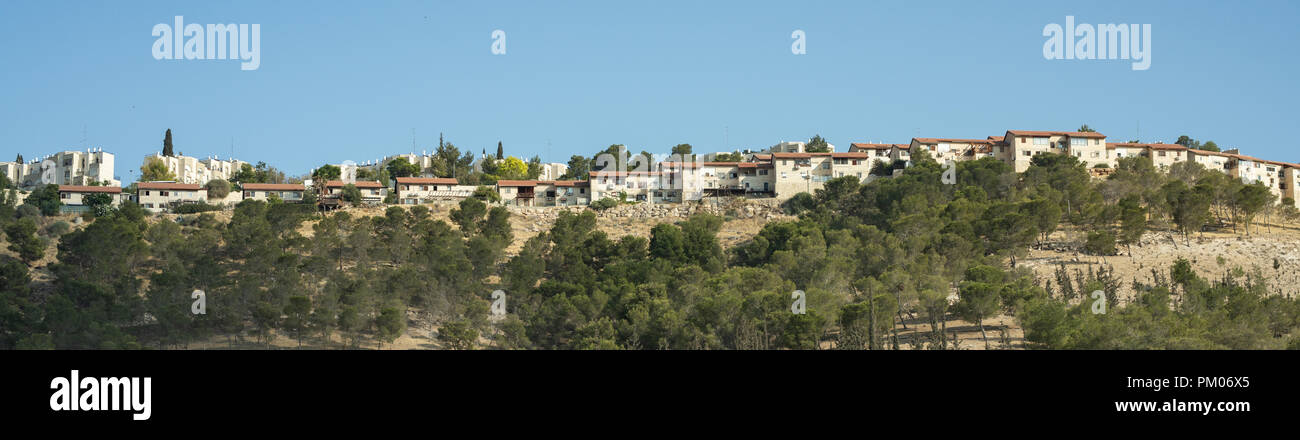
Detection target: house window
<box><xmin>1158</xmin><ymin>151</ymin><xmax>1166</xmax><ymax>157</ymax></box>
<box><xmin>1033</xmin><ymin>137</ymin><xmax>1050</xmax><ymax>146</ymax></box>
<box><xmin>1070</xmin><ymin>138</ymin><xmax>1088</xmax><ymax>146</ymax></box>
<box><xmin>60</xmin><ymin>193</ymin><xmax>69</xmax><ymax>199</ymax></box>
<box><xmin>161</xmin><ymin>191</ymin><xmax>170</xmax><ymax>196</ymax></box>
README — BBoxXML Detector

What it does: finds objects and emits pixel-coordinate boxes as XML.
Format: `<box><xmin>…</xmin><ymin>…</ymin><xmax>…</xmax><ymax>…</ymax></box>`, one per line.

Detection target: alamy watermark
<box><xmin>152</xmin><ymin>16</ymin><xmax>261</xmax><ymax>70</ymax></box>
<box><xmin>1043</xmin><ymin>16</ymin><xmax>1150</xmax><ymax>71</ymax></box>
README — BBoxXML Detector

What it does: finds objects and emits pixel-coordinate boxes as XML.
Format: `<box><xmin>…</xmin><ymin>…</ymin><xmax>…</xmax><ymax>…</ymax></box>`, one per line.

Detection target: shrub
<box><xmin>173</xmin><ymin>203</ymin><xmax>222</xmax><ymax>214</ymax></box>
<box><xmin>1085</xmin><ymin>230</ymin><xmax>1117</xmax><ymax>255</ymax></box>
<box><xmin>205</xmin><ymin>179</ymin><xmax>232</xmax><ymax>199</ymax></box>
<box><xmin>472</xmin><ymin>186</ymin><xmax>501</xmax><ymax>203</ymax></box>
<box><xmin>16</xmin><ymin>204</ymin><xmax>40</xmax><ymax>219</ymax></box>
<box><xmin>46</xmin><ymin>221</ymin><xmax>71</xmax><ymax>236</ymax></box>
<box><xmin>590</xmin><ymin>198</ymin><xmax>619</xmax><ymax>211</ymax></box>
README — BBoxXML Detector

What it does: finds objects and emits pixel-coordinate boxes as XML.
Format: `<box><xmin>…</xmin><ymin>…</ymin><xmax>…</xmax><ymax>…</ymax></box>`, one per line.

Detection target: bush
<box><xmin>590</xmin><ymin>198</ymin><xmax>619</xmax><ymax>211</ymax></box>
<box><xmin>46</xmin><ymin>221</ymin><xmax>71</xmax><ymax>236</ymax></box>
<box><xmin>16</xmin><ymin>204</ymin><xmax>40</xmax><ymax>219</ymax></box>
<box><xmin>472</xmin><ymin>186</ymin><xmax>501</xmax><ymax>203</ymax></box>
<box><xmin>205</xmin><ymin>179</ymin><xmax>232</xmax><ymax>199</ymax></box>
<box><xmin>1085</xmin><ymin>230</ymin><xmax>1117</xmax><ymax>255</ymax></box>
<box><xmin>1093</xmin><ymin>163</ymin><xmax>1110</xmax><ymax>169</ymax></box>
<box><xmin>781</xmin><ymin>192</ymin><xmax>816</xmax><ymax>215</ymax></box>
<box><xmin>172</xmin><ymin>203</ymin><xmax>222</xmax><ymax>214</ymax></box>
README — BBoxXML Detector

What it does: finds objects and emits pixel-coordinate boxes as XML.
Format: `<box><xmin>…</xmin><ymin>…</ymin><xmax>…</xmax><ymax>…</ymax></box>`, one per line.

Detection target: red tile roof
<box><xmin>59</xmin><ymin>185</ymin><xmax>122</xmax><ymax>193</ymax></box>
<box><xmin>495</xmin><ymin>180</ymin><xmax>541</xmax><ymax>187</ymax></box>
<box><xmin>396</xmin><ymin>177</ymin><xmax>458</xmax><ymax>185</ymax></box>
<box><xmin>138</xmin><ymin>182</ymin><xmax>202</xmax><ymax>191</ymax></box>
<box><xmin>770</xmin><ymin>152</ymin><xmax>869</xmax><ymax>159</ymax></box>
<box><xmin>1006</xmin><ymin>130</ymin><xmax>1107</xmax><ymax>139</ymax></box>
<box><xmin>326</xmin><ymin>180</ymin><xmax>384</xmax><ymax>189</ymax></box>
<box><xmin>912</xmin><ymin>138</ymin><xmax>996</xmax><ymax>144</ymax></box>
<box><xmin>241</xmin><ymin>183</ymin><xmax>305</xmax><ymax>191</ymax></box>
<box><xmin>849</xmin><ymin>143</ymin><xmax>903</xmax><ymax>150</ymax></box>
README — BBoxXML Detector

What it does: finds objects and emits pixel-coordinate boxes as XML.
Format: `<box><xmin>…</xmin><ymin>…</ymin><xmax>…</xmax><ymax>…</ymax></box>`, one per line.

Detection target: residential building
<box><xmin>1147</xmin><ymin>144</ymin><xmax>1189</xmax><ymax>169</ymax></box>
<box><xmin>1282</xmin><ymin>165</ymin><xmax>1300</xmax><ymax>205</ymax></box>
<box><xmin>0</xmin><ymin>148</ymin><xmax>120</xmax><ymax>189</ymax></box>
<box><xmin>1002</xmin><ymin>130</ymin><xmax>1107</xmax><ymax>172</ymax></box>
<box><xmin>889</xmin><ymin>144</ymin><xmax>912</xmax><ymax>165</ymax></box>
<box><xmin>1188</xmin><ymin>149</ymin><xmax>1234</xmax><ymax>173</ymax></box>
<box><xmin>241</xmin><ymin>183</ymin><xmax>307</xmax><ymax>203</ymax></box>
<box><xmin>847</xmin><ymin>143</ymin><xmax>900</xmax><ymax>168</ymax></box>
<box><xmin>57</xmin><ymin>185</ymin><xmax>124</xmax><ymax>213</ymax></box>
<box><xmin>761</xmin><ymin>140</ymin><xmax>836</xmax><ymax>155</ymax></box>
<box><xmin>909</xmin><ymin>138</ymin><xmax>997</xmax><ymax>164</ymax></box>
<box><xmin>137</xmin><ymin>182</ymin><xmax>207</xmax><ymax>212</ymax></box>
<box><xmin>394</xmin><ymin>177</ymin><xmax>473</xmax><ymax>204</ymax></box>
<box><xmin>323</xmin><ymin>180</ymin><xmax>387</xmax><ymax>204</ymax></box>
<box><xmin>770</xmin><ymin>152</ymin><xmax>872</xmax><ymax>199</ymax></box>
<box><xmin>1107</xmin><ymin>142</ymin><xmax>1153</xmax><ymax>165</ymax></box>
<box><xmin>496</xmin><ymin>180</ymin><xmax>591</xmax><ymax>206</ymax></box>
<box><xmin>538</xmin><ymin>163</ymin><xmax>569</xmax><ymax>181</ymax></box>
<box><xmin>144</xmin><ymin>153</ymin><xmax>247</xmax><ymax>185</ymax></box>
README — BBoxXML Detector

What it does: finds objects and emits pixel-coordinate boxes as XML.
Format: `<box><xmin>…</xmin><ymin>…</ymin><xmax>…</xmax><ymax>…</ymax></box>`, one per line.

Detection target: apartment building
<box><xmin>137</xmin><ymin>182</ymin><xmax>207</xmax><ymax>212</ymax></box>
<box><xmin>538</xmin><ymin>163</ymin><xmax>570</xmax><ymax>181</ymax></box>
<box><xmin>1227</xmin><ymin>154</ymin><xmax>1270</xmax><ymax>186</ymax></box>
<box><xmin>57</xmin><ymin>185</ymin><xmax>124</xmax><ymax>213</ymax></box>
<box><xmin>1188</xmin><ymin>149</ymin><xmax>1234</xmax><ymax>173</ymax></box>
<box><xmin>144</xmin><ymin>153</ymin><xmax>248</xmax><ymax>185</ymax></box>
<box><xmin>847</xmin><ymin>143</ymin><xmax>900</xmax><ymax>167</ymax></box>
<box><xmin>393</xmin><ymin>177</ymin><xmax>472</xmax><ymax>204</ymax></box>
<box><xmin>1002</xmin><ymin>130</ymin><xmax>1107</xmax><ymax>172</ymax></box>
<box><xmin>889</xmin><ymin>145</ymin><xmax>911</xmax><ymax>164</ymax></box>
<box><xmin>323</xmin><ymin>180</ymin><xmax>387</xmax><ymax>204</ymax></box>
<box><xmin>496</xmin><ymin>180</ymin><xmax>592</xmax><ymax>206</ymax></box>
<box><xmin>241</xmin><ymin>183</ymin><xmax>307</xmax><ymax>203</ymax></box>
<box><xmin>590</xmin><ymin>171</ymin><xmax>661</xmax><ymax>202</ymax></box>
<box><xmin>1283</xmin><ymin>166</ymin><xmax>1300</xmax><ymax>205</ymax></box>
<box><xmin>551</xmin><ymin>180</ymin><xmax>591</xmax><ymax>206</ymax></box>
<box><xmin>0</xmin><ymin>148</ymin><xmax>120</xmax><ymax>189</ymax></box>
<box><xmin>910</xmin><ymin>138</ymin><xmax>997</xmax><ymax>164</ymax></box>
<box><xmin>769</xmin><ymin>152</ymin><xmax>872</xmax><ymax>198</ymax></box>
<box><xmin>1147</xmin><ymin>144</ymin><xmax>1189</xmax><ymax>169</ymax></box>
<box><xmin>762</xmin><ymin>140</ymin><xmax>836</xmax><ymax>155</ymax></box>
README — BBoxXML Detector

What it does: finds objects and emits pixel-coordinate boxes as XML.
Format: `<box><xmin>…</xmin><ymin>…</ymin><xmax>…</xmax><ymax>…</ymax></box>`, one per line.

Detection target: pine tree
<box><xmin>14</xmin><ymin>153</ymin><xmax>22</xmax><ymax>163</ymax></box>
<box><xmin>497</xmin><ymin>141</ymin><xmax>504</xmax><ymax>160</ymax></box>
<box><xmin>162</xmin><ymin>129</ymin><xmax>174</xmax><ymax>157</ymax></box>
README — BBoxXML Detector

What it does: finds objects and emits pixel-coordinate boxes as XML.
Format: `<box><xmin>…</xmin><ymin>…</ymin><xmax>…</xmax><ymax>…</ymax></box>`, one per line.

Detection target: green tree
<box><xmin>375</xmin><ymin>307</ymin><xmax>406</xmax><ymax>349</ymax></box>
<box><xmin>438</xmin><ymin>320</ymin><xmax>477</xmax><ymax>350</ymax></box>
<box><xmin>83</xmin><ymin>193</ymin><xmax>114</xmax><ymax>217</ymax></box>
<box><xmin>340</xmin><ymin>184</ymin><xmax>362</xmax><ymax>204</ymax></box>
<box><xmin>140</xmin><ymin>156</ymin><xmax>176</xmax><ymax>182</ymax></box>
<box><xmin>5</xmin><ymin>218</ymin><xmax>44</xmax><ymax>264</ymax></box>
<box><xmin>386</xmin><ymin>157</ymin><xmax>421</xmax><ymax>180</ymax></box>
<box><xmin>671</xmin><ymin>143</ymin><xmax>693</xmax><ymax>158</ymax></box>
<box><xmin>162</xmin><ymin>129</ymin><xmax>174</xmax><ymax>157</ymax></box>
<box><xmin>497</xmin><ymin>156</ymin><xmax>529</xmax><ymax>180</ymax></box>
<box><xmin>283</xmin><ymin>296</ymin><xmax>311</xmax><ymax>348</ymax></box>
<box><xmin>205</xmin><ymin>179</ymin><xmax>231</xmax><ymax>200</ymax></box>
<box><xmin>806</xmin><ymin>135</ymin><xmax>830</xmax><ymax>153</ymax></box>
<box><xmin>312</xmin><ymin>164</ymin><xmax>341</xmax><ymax>181</ymax></box>
<box><xmin>561</xmin><ymin>155</ymin><xmax>590</xmax><ymax>180</ymax></box>
<box><xmin>24</xmin><ymin>184</ymin><xmax>62</xmax><ymax>216</ymax></box>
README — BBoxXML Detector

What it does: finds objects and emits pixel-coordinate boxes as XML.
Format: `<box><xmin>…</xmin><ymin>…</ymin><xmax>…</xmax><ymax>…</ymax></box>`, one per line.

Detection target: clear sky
<box><xmin>2</xmin><ymin>0</ymin><xmax>1297</xmax><ymax>181</ymax></box>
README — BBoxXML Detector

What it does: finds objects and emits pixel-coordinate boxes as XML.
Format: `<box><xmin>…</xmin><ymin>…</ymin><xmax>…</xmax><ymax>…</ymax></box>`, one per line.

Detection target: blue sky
<box><xmin>1</xmin><ymin>0</ymin><xmax>1297</xmax><ymax>180</ymax></box>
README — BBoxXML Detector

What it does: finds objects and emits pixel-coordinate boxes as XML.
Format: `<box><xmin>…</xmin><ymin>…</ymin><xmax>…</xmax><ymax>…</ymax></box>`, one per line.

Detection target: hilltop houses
<box><xmin>0</xmin><ymin>148</ymin><xmax>120</xmax><ymax>189</ymax></box>
<box><xmin>6</xmin><ymin>128</ymin><xmax>1299</xmax><ymax>216</ymax></box>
